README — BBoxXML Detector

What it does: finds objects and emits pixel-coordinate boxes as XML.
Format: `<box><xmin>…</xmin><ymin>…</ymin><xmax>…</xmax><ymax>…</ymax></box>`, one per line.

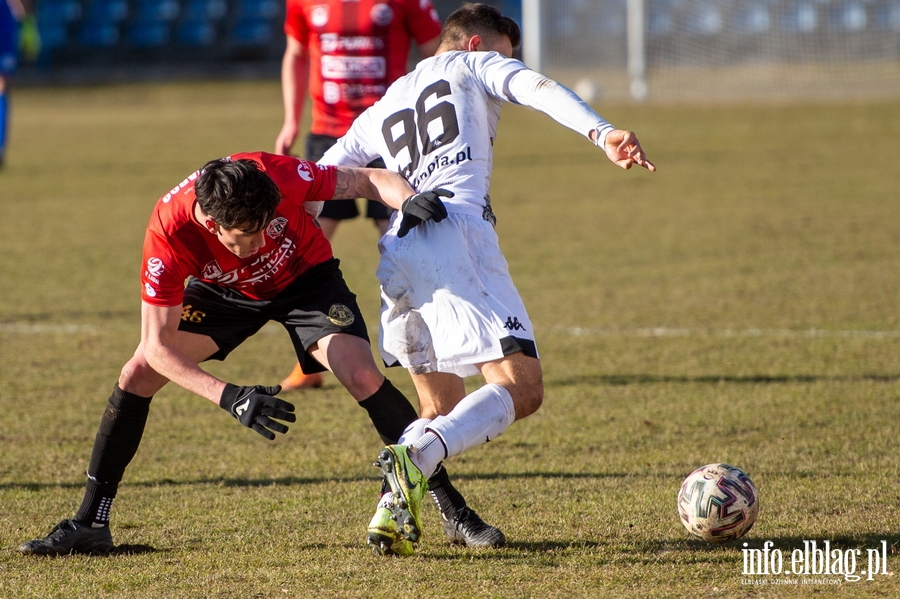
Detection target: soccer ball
<box><xmin>677</xmin><ymin>463</ymin><xmax>759</xmax><ymax>543</ymax></box>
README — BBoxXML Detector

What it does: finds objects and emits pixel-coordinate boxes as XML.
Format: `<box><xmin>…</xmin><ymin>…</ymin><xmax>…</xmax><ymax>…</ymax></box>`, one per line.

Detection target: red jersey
<box><xmin>141</xmin><ymin>152</ymin><xmax>338</xmax><ymax>307</ymax></box>
<box><xmin>284</xmin><ymin>0</ymin><xmax>442</xmax><ymax>137</ymax></box>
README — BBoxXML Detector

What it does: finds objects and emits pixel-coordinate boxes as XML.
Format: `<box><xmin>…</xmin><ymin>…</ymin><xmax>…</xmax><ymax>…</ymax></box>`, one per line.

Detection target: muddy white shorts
<box><xmin>376</xmin><ymin>210</ymin><xmax>539</xmax><ymax>377</ymax></box>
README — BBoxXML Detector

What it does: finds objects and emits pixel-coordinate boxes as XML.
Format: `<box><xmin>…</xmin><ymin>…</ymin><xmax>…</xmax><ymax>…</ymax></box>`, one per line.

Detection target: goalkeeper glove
<box><xmin>397</xmin><ymin>188</ymin><xmax>453</xmax><ymax>238</ymax></box>
<box><xmin>219</xmin><ymin>384</ymin><xmax>296</xmax><ymax>440</ymax></box>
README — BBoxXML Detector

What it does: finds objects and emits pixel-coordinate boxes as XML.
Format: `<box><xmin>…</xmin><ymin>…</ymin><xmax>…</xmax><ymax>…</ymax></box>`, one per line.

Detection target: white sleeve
<box><xmin>318</xmin><ymin>114</ymin><xmax>381</xmax><ymax>167</ymax></box>
<box><xmin>505</xmin><ymin>69</ymin><xmax>615</xmax><ymax>147</ymax></box>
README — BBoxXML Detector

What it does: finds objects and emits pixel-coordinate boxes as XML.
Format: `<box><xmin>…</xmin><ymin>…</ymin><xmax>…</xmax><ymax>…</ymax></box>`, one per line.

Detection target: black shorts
<box><xmin>177</xmin><ymin>258</ymin><xmax>369</xmax><ymax>374</ymax></box>
<box><xmin>306</xmin><ymin>133</ymin><xmax>394</xmax><ymax>222</ymax></box>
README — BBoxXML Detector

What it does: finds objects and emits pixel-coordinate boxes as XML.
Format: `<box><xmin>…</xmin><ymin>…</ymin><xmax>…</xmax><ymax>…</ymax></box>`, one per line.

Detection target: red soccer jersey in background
<box><xmin>284</xmin><ymin>0</ymin><xmax>442</xmax><ymax>137</ymax></box>
<box><xmin>141</xmin><ymin>152</ymin><xmax>338</xmax><ymax>307</ymax></box>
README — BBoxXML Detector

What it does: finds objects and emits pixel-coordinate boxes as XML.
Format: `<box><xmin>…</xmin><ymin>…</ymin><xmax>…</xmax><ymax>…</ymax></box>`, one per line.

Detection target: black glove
<box><xmin>397</xmin><ymin>188</ymin><xmax>453</xmax><ymax>238</ymax></box>
<box><xmin>219</xmin><ymin>383</ymin><xmax>296</xmax><ymax>440</ymax></box>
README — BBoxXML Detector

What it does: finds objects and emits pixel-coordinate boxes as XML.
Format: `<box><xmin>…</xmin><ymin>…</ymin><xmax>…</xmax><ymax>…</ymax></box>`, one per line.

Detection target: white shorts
<box><xmin>376</xmin><ymin>211</ymin><xmax>538</xmax><ymax>377</ymax></box>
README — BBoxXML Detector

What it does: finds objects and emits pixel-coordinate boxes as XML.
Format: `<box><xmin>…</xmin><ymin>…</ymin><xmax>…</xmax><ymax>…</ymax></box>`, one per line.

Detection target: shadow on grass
<box><xmin>549</xmin><ymin>373</ymin><xmax>900</xmax><ymax>387</ymax></box>
<box><xmin>2</xmin><ymin>467</ymin><xmax>864</xmax><ymax>492</ymax></box>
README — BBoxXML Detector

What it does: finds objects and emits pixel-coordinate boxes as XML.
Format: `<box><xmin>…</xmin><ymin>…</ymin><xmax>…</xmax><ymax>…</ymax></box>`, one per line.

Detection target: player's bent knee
<box><xmin>118</xmin><ymin>354</ymin><xmax>167</xmax><ymax>397</ymax></box>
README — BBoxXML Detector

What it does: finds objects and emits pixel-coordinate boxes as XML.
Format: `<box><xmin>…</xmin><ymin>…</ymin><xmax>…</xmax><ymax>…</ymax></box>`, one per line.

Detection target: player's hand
<box><xmin>219</xmin><ymin>384</ymin><xmax>296</xmax><ymax>440</ymax></box>
<box><xmin>603</xmin><ymin>129</ymin><xmax>656</xmax><ymax>172</ymax></box>
<box><xmin>397</xmin><ymin>189</ymin><xmax>453</xmax><ymax>238</ymax></box>
<box><xmin>274</xmin><ymin>124</ymin><xmax>298</xmax><ymax>156</ymax></box>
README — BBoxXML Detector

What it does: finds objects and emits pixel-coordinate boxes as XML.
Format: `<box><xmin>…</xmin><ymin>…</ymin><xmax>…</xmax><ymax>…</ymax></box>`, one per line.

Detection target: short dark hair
<box><xmin>440</xmin><ymin>3</ymin><xmax>521</xmax><ymax>51</ymax></box>
<box><xmin>194</xmin><ymin>158</ymin><xmax>281</xmax><ymax>232</ymax></box>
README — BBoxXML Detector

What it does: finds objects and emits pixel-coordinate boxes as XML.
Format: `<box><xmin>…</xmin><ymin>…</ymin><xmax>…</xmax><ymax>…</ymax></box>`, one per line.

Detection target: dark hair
<box><xmin>440</xmin><ymin>3</ymin><xmax>521</xmax><ymax>51</ymax></box>
<box><xmin>194</xmin><ymin>158</ymin><xmax>281</xmax><ymax>232</ymax></box>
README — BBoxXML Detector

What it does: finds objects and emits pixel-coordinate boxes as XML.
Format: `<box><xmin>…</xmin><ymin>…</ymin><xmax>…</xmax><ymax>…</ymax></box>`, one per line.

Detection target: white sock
<box><xmin>409</xmin><ymin>432</ymin><xmax>448</xmax><ymax>479</ymax></box>
<box><xmin>398</xmin><ymin>417</ymin><xmax>432</xmax><ymax>445</ymax></box>
<box><xmin>425</xmin><ymin>383</ymin><xmax>516</xmax><ymax>459</ymax></box>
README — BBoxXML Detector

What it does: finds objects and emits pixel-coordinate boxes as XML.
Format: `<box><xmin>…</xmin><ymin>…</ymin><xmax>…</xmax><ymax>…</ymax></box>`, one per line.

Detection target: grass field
<box><xmin>1</xmin><ymin>80</ymin><xmax>899</xmax><ymax>598</ymax></box>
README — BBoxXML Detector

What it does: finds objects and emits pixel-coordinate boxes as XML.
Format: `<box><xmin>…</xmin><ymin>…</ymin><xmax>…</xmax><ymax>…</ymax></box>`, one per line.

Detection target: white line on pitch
<box><xmin>558</xmin><ymin>327</ymin><xmax>900</xmax><ymax>339</ymax></box>
<box><xmin>0</xmin><ymin>324</ymin><xmax>98</xmax><ymax>334</ymax></box>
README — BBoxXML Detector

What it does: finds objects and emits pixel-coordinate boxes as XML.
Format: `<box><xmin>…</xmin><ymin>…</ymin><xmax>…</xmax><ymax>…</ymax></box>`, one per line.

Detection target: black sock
<box><xmin>427</xmin><ymin>463</ymin><xmax>467</xmax><ymax>520</ymax></box>
<box><xmin>357</xmin><ymin>378</ymin><xmax>418</xmax><ymax>445</ymax></box>
<box><xmin>74</xmin><ymin>384</ymin><xmax>152</xmax><ymax>526</ymax></box>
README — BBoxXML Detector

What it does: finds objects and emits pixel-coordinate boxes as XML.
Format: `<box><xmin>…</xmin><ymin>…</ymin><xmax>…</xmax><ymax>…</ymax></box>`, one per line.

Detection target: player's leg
<box><xmin>20</xmin><ymin>281</ymin><xmax>265</xmax><ymax>555</ymax></box>
<box><xmin>18</xmin><ymin>331</ymin><xmax>220</xmax><ymax>556</ymax></box>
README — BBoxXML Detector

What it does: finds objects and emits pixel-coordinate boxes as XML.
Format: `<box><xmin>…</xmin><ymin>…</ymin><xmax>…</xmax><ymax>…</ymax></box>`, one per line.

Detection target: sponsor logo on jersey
<box><xmin>202</xmin><ymin>260</ymin><xmax>223</xmax><ymax>280</ymax></box>
<box><xmin>310</xmin><ymin>5</ymin><xmax>328</xmax><ymax>27</ymax></box>
<box><xmin>323</xmin><ymin>81</ymin><xmax>341</xmax><ymax>104</ymax></box>
<box><xmin>144</xmin><ymin>283</ymin><xmax>157</xmax><ymax>298</ymax></box>
<box><xmin>321</xmin><ymin>55</ymin><xmax>386</xmax><ymax>80</ymax></box>
<box><xmin>504</xmin><ymin>316</ymin><xmax>527</xmax><ymax>331</ymax></box>
<box><xmin>371</xmin><ymin>3</ymin><xmax>394</xmax><ymax>26</ymax></box>
<box><xmin>408</xmin><ymin>145</ymin><xmax>474</xmax><ymax>186</ymax></box>
<box><xmin>266</xmin><ymin>217</ymin><xmax>288</xmax><ymax>239</ymax></box>
<box><xmin>146</xmin><ymin>257</ymin><xmax>165</xmax><ymax>279</ymax></box>
<box><xmin>327</xmin><ymin>304</ymin><xmax>355</xmax><ymax>327</ymax></box>
<box><xmin>161</xmin><ymin>170</ymin><xmax>200</xmax><ymax>203</ymax></box>
<box><xmin>296</xmin><ymin>160</ymin><xmax>315</xmax><ymax>182</ymax></box>
<box><xmin>320</xmin><ymin>34</ymin><xmax>384</xmax><ymax>53</ymax></box>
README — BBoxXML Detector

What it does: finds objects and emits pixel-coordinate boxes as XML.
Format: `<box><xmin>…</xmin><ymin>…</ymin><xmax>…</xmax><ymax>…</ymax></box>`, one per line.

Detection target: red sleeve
<box><xmin>140</xmin><ymin>227</ymin><xmax>193</xmax><ymax>307</ymax></box>
<box><xmin>284</xmin><ymin>0</ymin><xmax>308</xmax><ymax>44</ymax></box>
<box><xmin>404</xmin><ymin>0</ymin><xmax>442</xmax><ymax>45</ymax></box>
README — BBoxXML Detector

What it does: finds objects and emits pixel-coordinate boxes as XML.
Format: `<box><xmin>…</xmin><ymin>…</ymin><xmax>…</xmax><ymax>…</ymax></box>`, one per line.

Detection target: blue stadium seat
<box><xmin>36</xmin><ymin>0</ymin><xmax>82</xmax><ymax>25</ymax></box>
<box><xmin>78</xmin><ymin>0</ymin><xmax>129</xmax><ymax>47</ymax></box>
<box><xmin>732</xmin><ymin>4</ymin><xmax>770</xmax><ymax>35</ymax></box>
<box><xmin>181</xmin><ymin>0</ymin><xmax>229</xmax><ymax>20</ymax></box>
<box><xmin>230</xmin><ymin>18</ymin><xmax>276</xmax><ymax>45</ymax></box>
<box><xmin>779</xmin><ymin>2</ymin><xmax>817</xmax><ymax>32</ymax></box>
<box><xmin>874</xmin><ymin>1</ymin><xmax>900</xmax><ymax>30</ymax></box>
<box><xmin>234</xmin><ymin>0</ymin><xmax>281</xmax><ymax>19</ymax></box>
<box><xmin>134</xmin><ymin>0</ymin><xmax>181</xmax><ymax>22</ymax></box>
<box><xmin>177</xmin><ymin>19</ymin><xmax>217</xmax><ymax>46</ymax></box>
<box><xmin>128</xmin><ymin>21</ymin><xmax>171</xmax><ymax>47</ymax></box>
<box><xmin>830</xmin><ymin>2</ymin><xmax>868</xmax><ymax>31</ymax></box>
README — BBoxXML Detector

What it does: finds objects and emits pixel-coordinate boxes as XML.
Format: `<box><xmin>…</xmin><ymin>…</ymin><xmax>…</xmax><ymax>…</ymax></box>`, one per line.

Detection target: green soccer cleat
<box><xmin>375</xmin><ymin>445</ymin><xmax>427</xmax><ymax>544</ymax></box>
<box><xmin>367</xmin><ymin>503</ymin><xmax>414</xmax><ymax>556</ymax></box>
<box><xmin>18</xmin><ymin>519</ymin><xmax>114</xmax><ymax>556</ymax></box>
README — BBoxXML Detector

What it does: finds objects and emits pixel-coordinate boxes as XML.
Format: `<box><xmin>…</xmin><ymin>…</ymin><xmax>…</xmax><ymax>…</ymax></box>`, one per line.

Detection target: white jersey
<box><xmin>321</xmin><ymin>50</ymin><xmax>614</xmax><ymax>218</ymax></box>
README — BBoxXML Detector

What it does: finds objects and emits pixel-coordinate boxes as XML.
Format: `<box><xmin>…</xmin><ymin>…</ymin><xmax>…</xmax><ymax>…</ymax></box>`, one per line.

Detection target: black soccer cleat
<box><xmin>18</xmin><ymin>519</ymin><xmax>114</xmax><ymax>556</ymax></box>
<box><xmin>442</xmin><ymin>507</ymin><xmax>507</xmax><ymax>548</ymax></box>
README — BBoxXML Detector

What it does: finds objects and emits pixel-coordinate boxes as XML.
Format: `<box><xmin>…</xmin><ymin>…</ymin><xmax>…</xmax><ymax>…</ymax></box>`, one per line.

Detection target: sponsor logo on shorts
<box><xmin>144</xmin><ymin>283</ymin><xmax>157</xmax><ymax>297</ymax></box>
<box><xmin>296</xmin><ymin>160</ymin><xmax>315</xmax><ymax>182</ymax></box>
<box><xmin>327</xmin><ymin>304</ymin><xmax>355</xmax><ymax>326</ymax></box>
<box><xmin>321</xmin><ymin>55</ymin><xmax>386</xmax><ymax>80</ymax></box>
<box><xmin>504</xmin><ymin>316</ymin><xmax>527</xmax><ymax>331</ymax></box>
<box><xmin>266</xmin><ymin>217</ymin><xmax>288</xmax><ymax>238</ymax></box>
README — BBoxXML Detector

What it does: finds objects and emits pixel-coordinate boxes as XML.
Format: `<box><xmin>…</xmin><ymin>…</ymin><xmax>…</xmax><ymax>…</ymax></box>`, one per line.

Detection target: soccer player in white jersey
<box><xmin>319</xmin><ymin>3</ymin><xmax>656</xmax><ymax>554</ymax></box>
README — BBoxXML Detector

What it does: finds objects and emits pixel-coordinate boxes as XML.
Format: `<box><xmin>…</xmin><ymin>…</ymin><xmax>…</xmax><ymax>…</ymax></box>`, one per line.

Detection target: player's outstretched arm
<box><xmin>599</xmin><ymin>129</ymin><xmax>656</xmax><ymax>172</ymax></box>
<box><xmin>332</xmin><ymin>166</ymin><xmax>416</xmax><ymax>210</ymax></box>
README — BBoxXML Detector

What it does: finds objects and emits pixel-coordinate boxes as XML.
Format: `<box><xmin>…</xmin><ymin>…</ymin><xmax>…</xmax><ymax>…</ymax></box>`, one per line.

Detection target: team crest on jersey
<box><xmin>146</xmin><ymin>257</ymin><xmax>164</xmax><ymax>278</ymax></box>
<box><xmin>327</xmin><ymin>304</ymin><xmax>355</xmax><ymax>326</ymax></box>
<box><xmin>296</xmin><ymin>160</ymin><xmax>315</xmax><ymax>182</ymax></box>
<box><xmin>371</xmin><ymin>3</ymin><xmax>394</xmax><ymax>26</ymax></box>
<box><xmin>202</xmin><ymin>260</ymin><xmax>223</xmax><ymax>280</ymax></box>
<box><xmin>266</xmin><ymin>217</ymin><xmax>288</xmax><ymax>238</ymax></box>
<box><xmin>310</xmin><ymin>5</ymin><xmax>328</xmax><ymax>27</ymax></box>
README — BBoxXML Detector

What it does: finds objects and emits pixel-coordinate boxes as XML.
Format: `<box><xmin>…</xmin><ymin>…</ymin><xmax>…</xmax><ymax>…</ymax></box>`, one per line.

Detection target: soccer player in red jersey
<box><xmin>276</xmin><ymin>0</ymin><xmax>441</xmax><ymax>390</ymax></box>
<box><xmin>17</xmin><ymin>153</ymin><xmax>454</xmax><ymax>555</ymax></box>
